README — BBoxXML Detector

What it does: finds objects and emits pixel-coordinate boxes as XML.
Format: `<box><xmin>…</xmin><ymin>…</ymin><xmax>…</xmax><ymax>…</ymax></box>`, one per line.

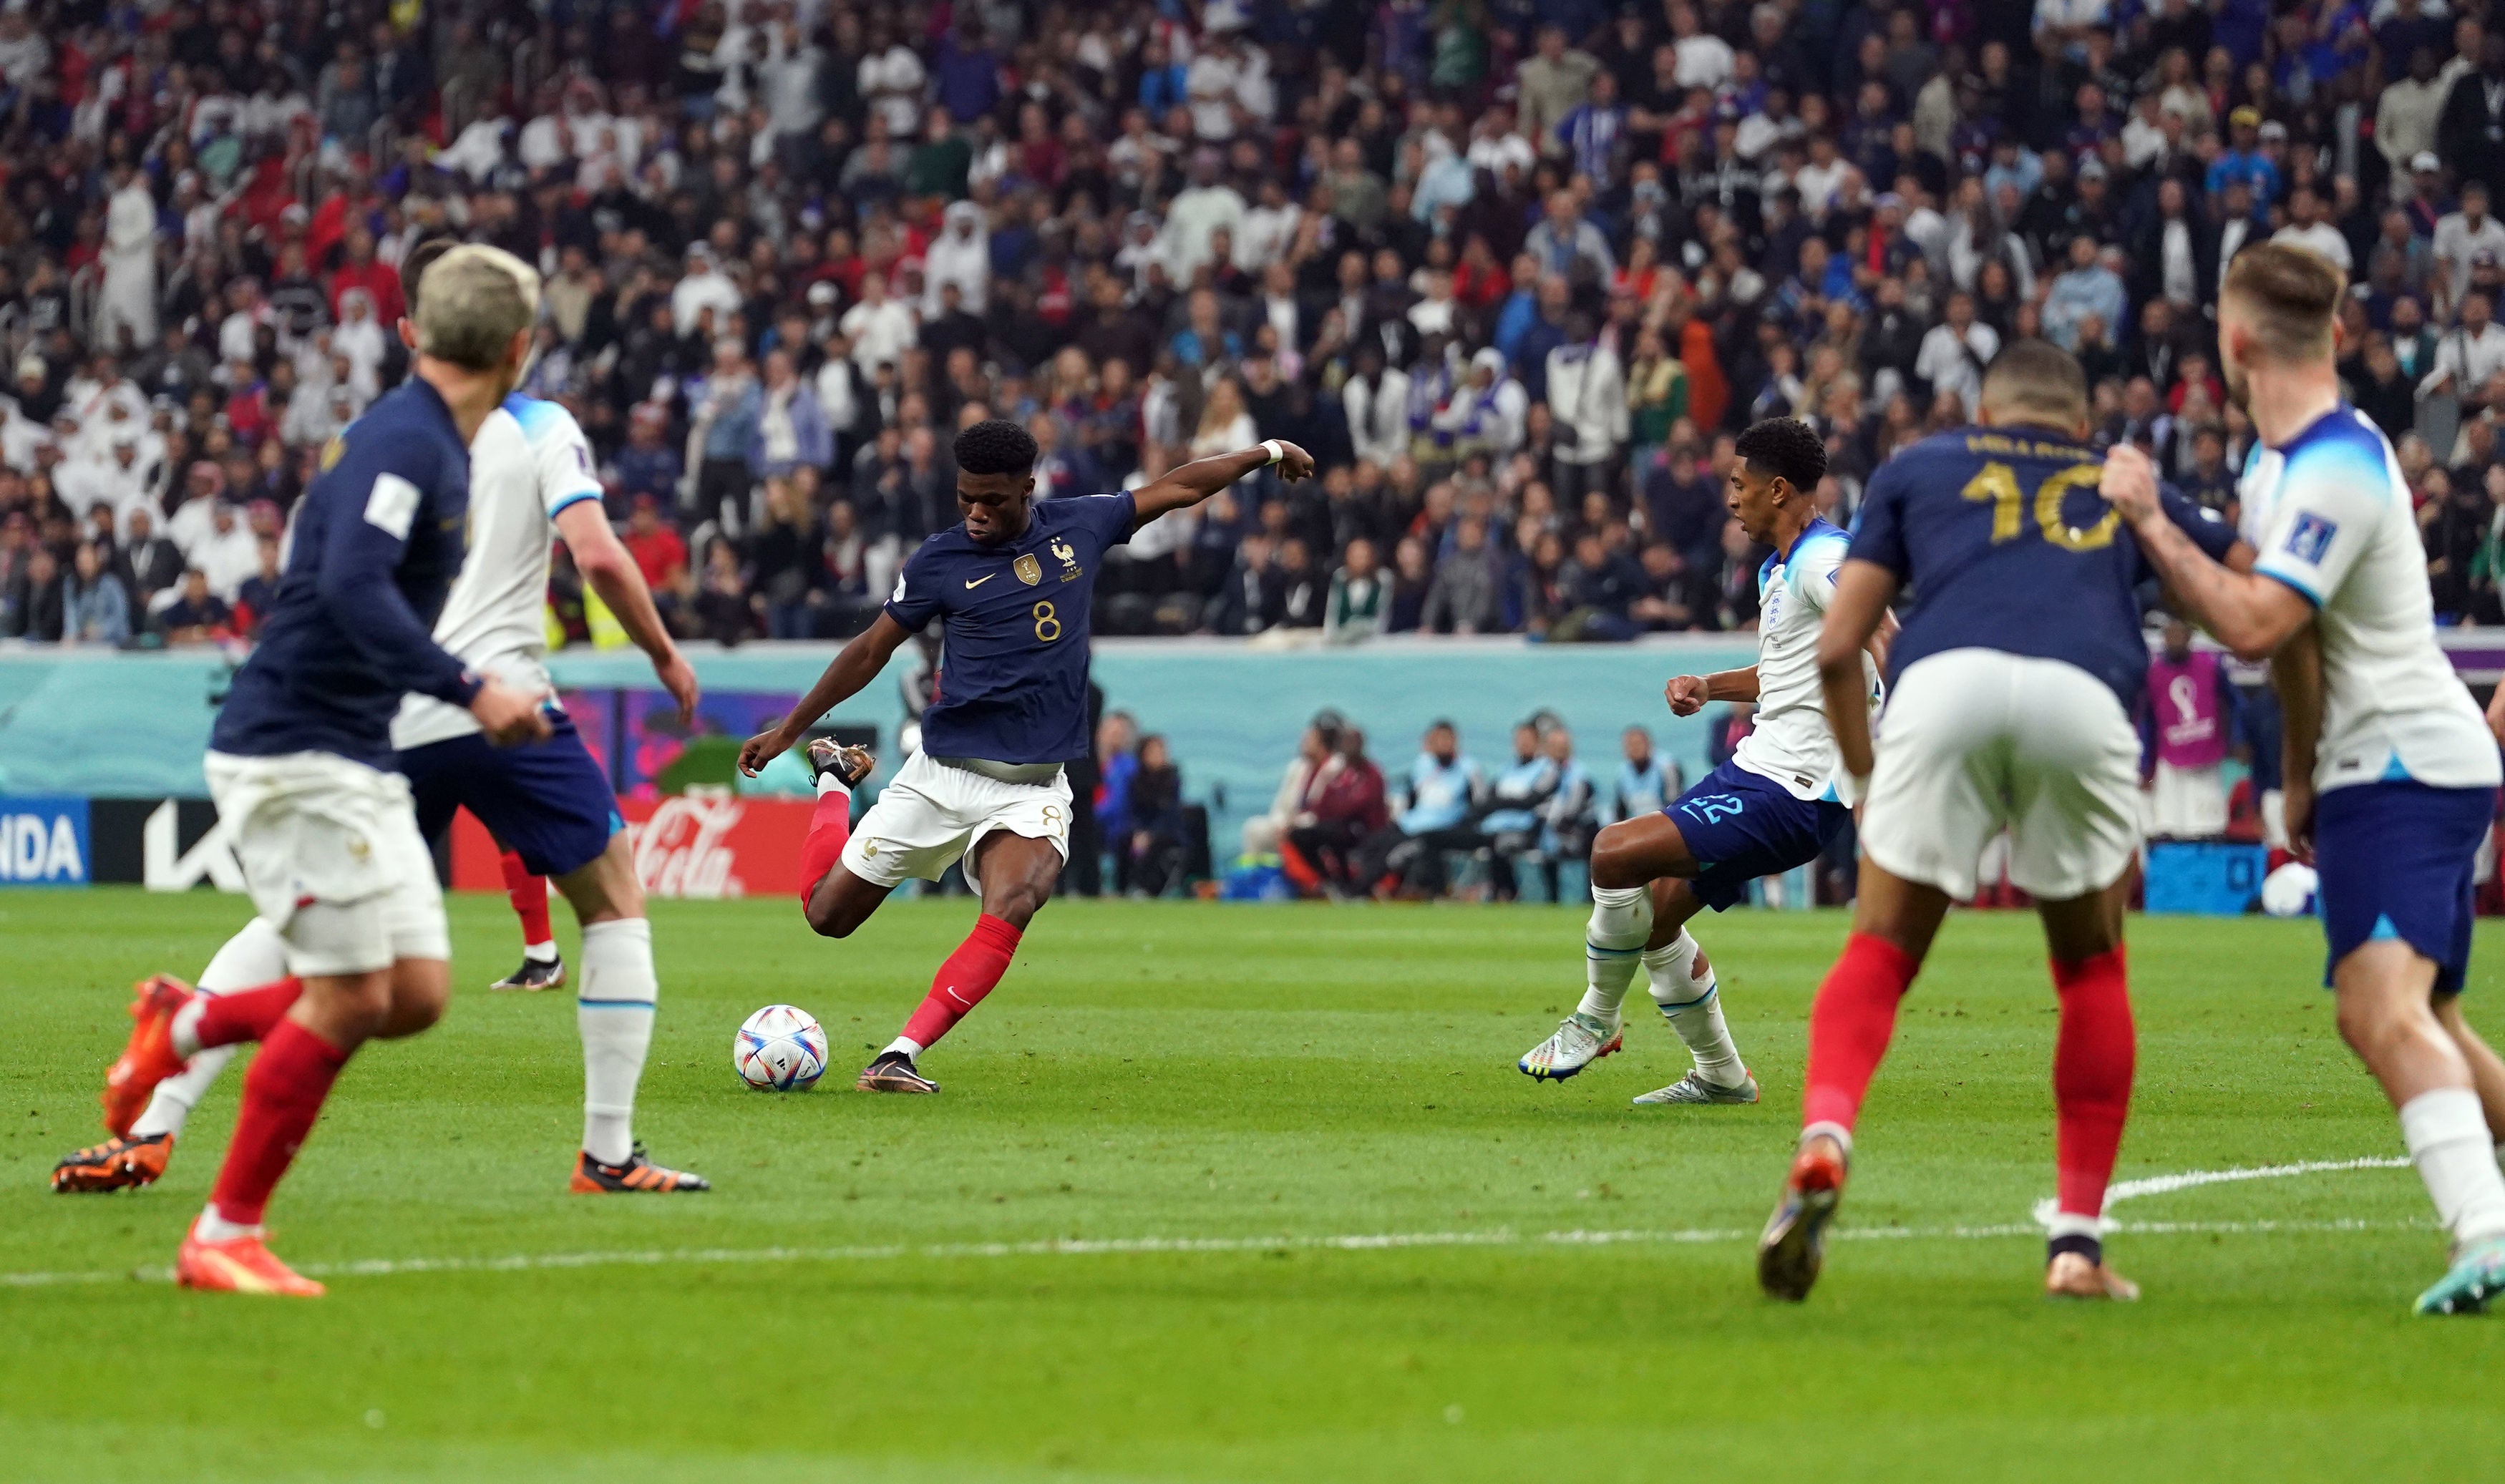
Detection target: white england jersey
<box><xmin>391</xmin><ymin>395</ymin><xmax>604</xmax><ymax>751</ymax></box>
<box><xmin>2237</xmin><ymin>404</ymin><xmax>2499</xmax><ymax>794</ymax></box>
<box><xmin>1733</xmin><ymin>515</ymin><xmax>1879</xmax><ymax>800</ymax></box>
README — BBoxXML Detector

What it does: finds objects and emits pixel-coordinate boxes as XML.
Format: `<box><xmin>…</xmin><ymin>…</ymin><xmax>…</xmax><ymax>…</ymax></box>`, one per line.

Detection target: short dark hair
<box><xmin>953</xmin><ymin>417</ymin><xmax>1039</xmax><ymax>476</ymax></box>
<box><xmin>1733</xmin><ymin>416</ymin><xmax>1828</xmax><ymax>492</ymax></box>
<box><xmin>1979</xmin><ymin>338</ymin><xmax>2089</xmax><ymax>424</ymax></box>
<box><xmin>399</xmin><ymin>235</ymin><xmax>456</xmax><ymax>319</ymax></box>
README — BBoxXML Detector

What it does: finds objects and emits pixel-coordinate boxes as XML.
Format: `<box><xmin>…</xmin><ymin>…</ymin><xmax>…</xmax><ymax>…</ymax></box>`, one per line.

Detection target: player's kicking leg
<box><xmin>55</xmin><ymin>918</ymin><xmax>288</xmax><ymax>1192</ymax></box>
<box><xmin>487</xmin><ymin>845</ymin><xmax>565</xmax><ymax>990</ymax></box>
<box><xmin>550</xmin><ymin>830</ymin><xmax>708</xmax><ymax>1193</ymax></box>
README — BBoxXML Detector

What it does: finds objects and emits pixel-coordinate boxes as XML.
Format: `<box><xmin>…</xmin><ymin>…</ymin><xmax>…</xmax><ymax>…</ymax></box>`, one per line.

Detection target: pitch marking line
<box><xmin>0</xmin><ymin>1158</ymin><xmax>2428</xmax><ymax>1291</ymax></box>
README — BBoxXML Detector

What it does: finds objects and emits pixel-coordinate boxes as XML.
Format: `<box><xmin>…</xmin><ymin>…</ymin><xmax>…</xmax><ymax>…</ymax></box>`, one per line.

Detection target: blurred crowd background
<box><xmin>9</xmin><ymin>0</ymin><xmax>2505</xmax><ymax>650</ymax></box>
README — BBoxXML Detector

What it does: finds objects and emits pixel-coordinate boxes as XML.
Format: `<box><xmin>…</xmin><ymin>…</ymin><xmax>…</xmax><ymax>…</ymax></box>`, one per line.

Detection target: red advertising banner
<box><xmin>449</xmin><ymin>791</ymin><xmax>812</xmax><ymax>899</ymax></box>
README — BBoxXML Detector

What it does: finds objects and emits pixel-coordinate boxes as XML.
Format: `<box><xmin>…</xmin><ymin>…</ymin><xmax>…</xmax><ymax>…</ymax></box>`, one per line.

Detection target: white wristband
<box><xmin>1260</xmin><ymin>439</ymin><xmax>1283</xmax><ymax>466</ymax></box>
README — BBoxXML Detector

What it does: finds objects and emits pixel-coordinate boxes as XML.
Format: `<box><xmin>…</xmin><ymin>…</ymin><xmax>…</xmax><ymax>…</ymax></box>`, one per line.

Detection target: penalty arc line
<box><xmin>0</xmin><ymin>1153</ymin><xmax>2430</xmax><ymax>1289</ymax></box>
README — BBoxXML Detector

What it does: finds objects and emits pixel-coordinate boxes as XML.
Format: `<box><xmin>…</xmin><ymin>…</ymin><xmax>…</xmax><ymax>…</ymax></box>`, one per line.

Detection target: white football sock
<box><xmin>137</xmin><ymin>918</ymin><xmax>288</xmax><ymax>1136</ymax></box>
<box><xmin>2399</xmin><ymin>1087</ymin><xmax>2505</xmax><ymax>1246</ymax></box>
<box><xmin>1645</xmin><ymin>932</ymin><xmax>1746</xmax><ymax>1088</ymax></box>
<box><xmin>577</xmin><ymin>919</ymin><xmax>658</xmax><ymax>1166</ymax></box>
<box><xmin>1574</xmin><ymin>885</ymin><xmax>1653</xmax><ymax>1022</ymax></box>
<box><xmin>522</xmin><ymin>940</ymin><xmax>560</xmax><ymax>965</ymax></box>
<box><xmin>816</xmin><ymin>769</ymin><xmax>852</xmax><ymax>799</ymax></box>
<box><xmin>191</xmin><ymin>1205</ymin><xmax>259</xmax><ymax>1242</ymax></box>
<box><xmin>882</xmin><ymin>1036</ymin><xmax>924</xmax><ymax>1058</ymax></box>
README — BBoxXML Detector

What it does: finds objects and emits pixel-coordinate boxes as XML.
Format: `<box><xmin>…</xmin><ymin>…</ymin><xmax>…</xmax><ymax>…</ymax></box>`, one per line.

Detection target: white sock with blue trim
<box><xmin>1575</xmin><ymin>886</ymin><xmax>1653</xmax><ymax>1022</ymax></box>
<box><xmin>1645</xmin><ymin>931</ymin><xmax>1746</xmax><ymax>1088</ymax></box>
<box><xmin>578</xmin><ymin>917</ymin><xmax>657</xmax><ymax>1166</ymax></box>
<box><xmin>2400</xmin><ymin>1086</ymin><xmax>2505</xmax><ymax>1247</ymax></box>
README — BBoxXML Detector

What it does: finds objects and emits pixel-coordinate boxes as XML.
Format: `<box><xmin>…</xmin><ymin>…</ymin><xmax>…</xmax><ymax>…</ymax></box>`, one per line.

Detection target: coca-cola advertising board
<box><xmin>448</xmin><ymin>788</ymin><xmax>812</xmax><ymax>899</ymax></box>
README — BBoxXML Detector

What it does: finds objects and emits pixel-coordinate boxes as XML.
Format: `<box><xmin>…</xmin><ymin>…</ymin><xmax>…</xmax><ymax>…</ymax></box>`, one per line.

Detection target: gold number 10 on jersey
<box><xmin>1960</xmin><ymin>461</ymin><xmax>2121</xmax><ymax>552</ymax></box>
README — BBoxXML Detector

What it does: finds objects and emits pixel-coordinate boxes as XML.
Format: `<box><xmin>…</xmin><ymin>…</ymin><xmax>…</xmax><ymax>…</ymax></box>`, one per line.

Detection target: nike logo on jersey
<box><xmin>965</xmin><ymin>574</ymin><xmax>996</xmax><ymax>590</ymax></box>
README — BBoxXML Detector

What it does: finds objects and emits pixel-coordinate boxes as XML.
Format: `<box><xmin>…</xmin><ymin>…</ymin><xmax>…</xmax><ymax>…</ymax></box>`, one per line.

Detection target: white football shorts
<box><xmin>1858</xmin><ymin>648</ymin><xmax>2142</xmax><ymax>902</ymax></box>
<box><xmin>203</xmin><ymin>749</ymin><xmax>449</xmax><ymax>976</ymax></box>
<box><xmin>840</xmin><ymin>751</ymin><xmax>1074</xmax><ymax>890</ymax></box>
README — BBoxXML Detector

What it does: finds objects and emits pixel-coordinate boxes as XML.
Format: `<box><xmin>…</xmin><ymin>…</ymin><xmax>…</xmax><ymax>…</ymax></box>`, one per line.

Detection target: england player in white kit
<box><xmin>2109</xmin><ymin>242</ymin><xmax>2505</xmax><ymax>1314</ymax></box>
<box><xmin>1519</xmin><ymin>419</ymin><xmax>1882</xmax><ymax>1105</ymax></box>
<box><xmin>67</xmin><ymin>239</ymin><xmax>710</xmax><ymax>1201</ymax></box>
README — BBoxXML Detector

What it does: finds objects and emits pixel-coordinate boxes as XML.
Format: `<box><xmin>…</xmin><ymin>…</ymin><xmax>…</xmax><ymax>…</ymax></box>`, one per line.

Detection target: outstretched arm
<box><xmin>737</xmin><ymin>612</ymin><xmax>915</xmax><ymax>776</ymax></box>
<box><xmin>1816</xmin><ymin>558</ymin><xmax>1902</xmax><ymax>796</ymax></box>
<box><xmin>557</xmin><ymin>501</ymin><xmax>698</xmax><ymax>722</ymax></box>
<box><xmin>1131</xmin><ymin>440</ymin><xmax>1316</xmax><ymax>525</ymax></box>
<box><xmin>2103</xmin><ymin>444</ymin><xmax>2312</xmax><ymax>661</ymax></box>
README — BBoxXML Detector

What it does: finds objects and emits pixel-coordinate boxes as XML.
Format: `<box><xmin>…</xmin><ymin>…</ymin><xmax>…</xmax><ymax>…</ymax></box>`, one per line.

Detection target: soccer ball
<box><xmin>2260</xmin><ymin>861</ymin><xmax>2320</xmax><ymax>919</ymax></box>
<box><xmin>734</xmin><ymin>1005</ymin><xmax>828</xmax><ymax>1091</ymax></box>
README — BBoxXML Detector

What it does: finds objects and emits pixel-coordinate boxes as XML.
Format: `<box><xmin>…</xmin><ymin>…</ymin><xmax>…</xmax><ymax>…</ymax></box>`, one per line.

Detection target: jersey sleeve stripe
<box><xmin>2251</xmin><ymin>565</ymin><xmax>2325</xmax><ymax>608</ymax></box>
<box><xmin>546</xmin><ymin>489</ymin><xmax>603</xmax><ymax>519</ymax></box>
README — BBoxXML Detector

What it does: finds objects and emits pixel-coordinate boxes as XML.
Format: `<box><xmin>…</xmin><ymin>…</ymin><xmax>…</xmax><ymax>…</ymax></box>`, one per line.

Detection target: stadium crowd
<box><xmin>16</xmin><ymin>0</ymin><xmax>2505</xmax><ymax>648</ymax></box>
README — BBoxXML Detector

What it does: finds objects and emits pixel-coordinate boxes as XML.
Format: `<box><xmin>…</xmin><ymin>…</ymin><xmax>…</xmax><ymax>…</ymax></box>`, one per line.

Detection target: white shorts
<box><xmin>1859</xmin><ymin>649</ymin><xmax>2142</xmax><ymax>902</ymax></box>
<box><xmin>2146</xmin><ymin>761</ymin><xmax>2228</xmax><ymax>839</ymax></box>
<box><xmin>840</xmin><ymin>752</ymin><xmax>1073</xmax><ymax>890</ymax></box>
<box><xmin>203</xmin><ymin>750</ymin><xmax>449</xmax><ymax>977</ymax></box>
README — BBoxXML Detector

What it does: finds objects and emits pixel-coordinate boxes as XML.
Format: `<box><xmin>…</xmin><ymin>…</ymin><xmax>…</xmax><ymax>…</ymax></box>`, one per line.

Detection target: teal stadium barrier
<box><xmin>0</xmin><ymin>638</ymin><xmax>1760</xmax><ymax>855</ymax></box>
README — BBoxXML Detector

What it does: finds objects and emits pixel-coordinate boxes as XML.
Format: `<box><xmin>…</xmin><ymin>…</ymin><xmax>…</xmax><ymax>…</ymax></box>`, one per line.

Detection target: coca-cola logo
<box><xmin>628</xmin><ymin>789</ymin><xmax>747</xmax><ymax>898</ymax></box>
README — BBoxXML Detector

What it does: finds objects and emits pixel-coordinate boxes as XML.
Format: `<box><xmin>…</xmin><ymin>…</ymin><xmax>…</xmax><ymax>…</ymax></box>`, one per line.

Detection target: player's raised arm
<box><xmin>1814</xmin><ymin>558</ymin><xmax>1899</xmax><ymax>797</ymax></box>
<box><xmin>739</xmin><ymin>611</ymin><xmax>915</xmax><ymax>776</ymax></box>
<box><xmin>2103</xmin><ymin>443</ymin><xmax>2313</xmax><ymax>662</ymax></box>
<box><xmin>557</xmin><ymin>501</ymin><xmax>699</xmax><ymax>722</ymax></box>
<box><xmin>1130</xmin><ymin>439</ymin><xmax>1315</xmax><ymax>524</ymax></box>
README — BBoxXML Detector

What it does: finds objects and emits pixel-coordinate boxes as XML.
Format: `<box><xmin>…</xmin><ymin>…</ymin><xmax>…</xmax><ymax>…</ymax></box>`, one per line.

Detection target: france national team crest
<box><xmin>1014</xmin><ymin>553</ymin><xmax>1043</xmax><ymax>586</ymax></box>
<box><xmin>2283</xmin><ymin>512</ymin><xmax>2337</xmax><ymax>564</ymax></box>
<box><xmin>1051</xmin><ymin>537</ymin><xmax>1082</xmax><ymax>581</ymax></box>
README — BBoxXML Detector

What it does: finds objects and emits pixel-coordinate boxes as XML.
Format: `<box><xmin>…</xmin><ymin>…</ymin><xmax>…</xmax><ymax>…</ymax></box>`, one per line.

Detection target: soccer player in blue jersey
<box><xmin>60</xmin><ymin>238</ymin><xmax>709</xmax><ymax>1201</ymax></box>
<box><xmin>94</xmin><ymin>245</ymin><xmax>548</xmax><ymax>1296</ymax></box>
<box><xmin>1519</xmin><ymin>418</ymin><xmax>1884</xmax><ymax>1106</ymax></box>
<box><xmin>2103</xmin><ymin>243</ymin><xmax>2505</xmax><ymax>1316</ymax></box>
<box><xmin>739</xmin><ymin>419</ymin><xmax>1315</xmax><ymax>1093</ymax></box>
<box><xmin>1755</xmin><ymin>340</ymin><xmax>2249</xmax><ymax>1305</ymax></box>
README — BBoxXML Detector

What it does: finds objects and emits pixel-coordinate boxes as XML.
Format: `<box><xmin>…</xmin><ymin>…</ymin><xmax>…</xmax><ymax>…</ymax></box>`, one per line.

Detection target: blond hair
<box><xmin>2222</xmin><ymin>242</ymin><xmax>2344</xmax><ymax>363</ymax></box>
<box><xmin>414</xmin><ymin>244</ymin><xmax>541</xmax><ymax>371</ymax></box>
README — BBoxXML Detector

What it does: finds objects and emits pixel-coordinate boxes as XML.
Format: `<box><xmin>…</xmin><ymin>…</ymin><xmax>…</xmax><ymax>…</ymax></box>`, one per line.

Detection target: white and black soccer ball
<box><xmin>735</xmin><ymin>1004</ymin><xmax>828</xmax><ymax>1091</ymax></box>
<box><xmin>2260</xmin><ymin>861</ymin><xmax>2320</xmax><ymax>919</ymax></box>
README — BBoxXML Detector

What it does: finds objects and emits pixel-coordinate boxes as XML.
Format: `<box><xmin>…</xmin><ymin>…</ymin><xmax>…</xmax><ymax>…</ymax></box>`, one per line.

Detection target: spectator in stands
<box><xmin>154</xmin><ymin>568</ymin><xmax>230</xmax><ymax>645</ymax></box>
<box><xmin>64</xmin><ymin>540</ymin><xmax>128</xmax><ymax>646</ymax></box>
<box><xmin>1353</xmin><ymin>720</ymin><xmax>1484</xmax><ymax>899</ymax></box>
<box><xmin>1324</xmin><ymin>536</ymin><xmax>1386</xmax><ymax>645</ymax></box>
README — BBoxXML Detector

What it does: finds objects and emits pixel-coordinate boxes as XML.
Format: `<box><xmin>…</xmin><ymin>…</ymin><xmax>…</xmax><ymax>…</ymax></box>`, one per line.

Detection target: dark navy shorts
<box><xmin>1667</xmin><ymin>759</ymin><xmax>1851</xmax><ymax>911</ymax></box>
<box><xmin>2314</xmin><ymin>779</ymin><xmax>2496</xmax><ymax>995</ymax></box>
<box><xmin>403</xmin><ymin>713</ymin><xmax>623</xmax><ymax>879</ymax></box>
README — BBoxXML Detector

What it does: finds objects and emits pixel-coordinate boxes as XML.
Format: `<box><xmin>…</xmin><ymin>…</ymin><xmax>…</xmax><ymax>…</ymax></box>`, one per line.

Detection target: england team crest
<box><xmin>1014</xmin><ymin>553</ymin><xmax>1043</xmax><ymax>586</ymax></box>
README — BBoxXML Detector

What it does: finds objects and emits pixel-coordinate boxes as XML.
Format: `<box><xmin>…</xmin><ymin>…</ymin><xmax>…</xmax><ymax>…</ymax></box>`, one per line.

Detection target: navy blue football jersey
<box><xmin>211</xmin><ymin>377</ymin><xmax>480</xmax><ymax>768</ymax></box>
<box><xmin>1849</xmin><ymin>427</ymin><xmax>2238</xmax><ymax>709</ymax></box>
<box><xmin>885</xmin><ymin>492</ymin><xmax>1137</xmax><ymax>765</ymax></box>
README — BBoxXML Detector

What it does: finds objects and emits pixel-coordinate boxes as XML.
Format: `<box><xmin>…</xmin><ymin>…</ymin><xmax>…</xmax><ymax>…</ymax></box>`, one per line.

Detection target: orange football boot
<box><xmin>102</xmin><ymin>975</ymin><xmax>195</xmax><ymax>1137</ymax></box>
<box><xmin>1757</xmin><ymin>1135</ymin><xmax>1849</xmax><ymax>1302</ymax></box>
<box><xmin>51</xmin><ymin>1132</ymin><xmax>176</xmax><ymax>1193</ymax></box>
<box><xmin>175</xmin><ymin>1233</ymin><xmax>325</xmax><ymax>1297</ymax></box>
<box><xmin>570</xmin><ymin>1144</ymin><xmax>712</xmax><ymax>1193</ymax></box>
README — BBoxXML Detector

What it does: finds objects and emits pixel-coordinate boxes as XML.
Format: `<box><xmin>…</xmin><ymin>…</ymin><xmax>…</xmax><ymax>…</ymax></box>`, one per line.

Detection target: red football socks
<box><xmin>2051</xmin><ymin>947</ymin><xmax>2136</xmax><ymax>1222</ymax></box>
<box><xmin>1800</xmin><ymin>932</ymin><xmax>1921</xmax><ymax>1134</ymax></box>
<box><xmin>193</xmin><ymin>978</ymin><xmax>304</xmax><ymax>1050</ymax></box>
<box><xmin>900</xmin><ymin>914</ymin><xmax>1023</xmax><ymax>1049</ymax></box>
<box><xmin>500</xmin><ymin>849</ymin><xmax>553</xmax><ymax>950</ymax></box>
<box><xmin>208</xmin><ymin>1019</ymin><xmax>351</xmax><ymax>1226</ymax></box>
<box><xmin>797</xmin><ymin>787</ymin><xmax>855</xmax><ymax>906</ymax></box>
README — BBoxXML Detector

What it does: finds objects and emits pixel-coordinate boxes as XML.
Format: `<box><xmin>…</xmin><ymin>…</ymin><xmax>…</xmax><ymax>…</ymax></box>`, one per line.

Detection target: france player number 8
<box><xmin>1959</xmin><ymin>461</ymin><xmax>2120</xmax><ymax>552</ymax></box>
<box><xmin>1033</xmin><ymin>600</ymin><xmax>1061</xmax><ymax>642</ymax></box>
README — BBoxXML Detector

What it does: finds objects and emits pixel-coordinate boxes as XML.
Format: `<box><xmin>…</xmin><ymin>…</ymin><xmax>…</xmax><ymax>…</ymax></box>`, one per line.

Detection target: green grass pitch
<box><xmin>1</xmin><ymin>888</ymin><xmax>2501</xmax><ymax>1481</ymax></box>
